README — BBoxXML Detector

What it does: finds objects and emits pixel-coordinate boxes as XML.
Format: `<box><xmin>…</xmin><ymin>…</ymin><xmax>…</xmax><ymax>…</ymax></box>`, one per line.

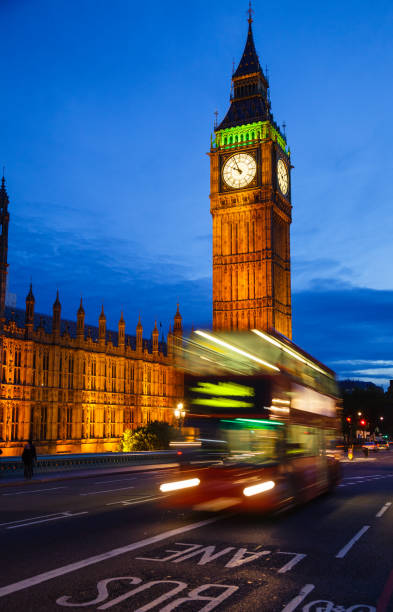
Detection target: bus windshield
<box><xmin>220</xmin><ymin>418</ymin><xmax>284</xmax><ymax>466</ymax></box>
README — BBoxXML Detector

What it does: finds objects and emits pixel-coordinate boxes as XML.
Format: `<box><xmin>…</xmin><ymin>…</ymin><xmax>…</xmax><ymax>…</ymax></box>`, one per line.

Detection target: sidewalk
<box><xmin>0</xmin><ymin>461</ymin><xmax>179</xmax><ymax>488</ymax></box>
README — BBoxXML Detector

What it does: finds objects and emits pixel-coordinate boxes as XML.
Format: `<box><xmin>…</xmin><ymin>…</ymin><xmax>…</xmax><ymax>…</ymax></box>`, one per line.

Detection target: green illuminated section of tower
<box><xmin>212</xmin><ymin>121</ymin><xmax>289</xmax><ymax>156</ymax></box>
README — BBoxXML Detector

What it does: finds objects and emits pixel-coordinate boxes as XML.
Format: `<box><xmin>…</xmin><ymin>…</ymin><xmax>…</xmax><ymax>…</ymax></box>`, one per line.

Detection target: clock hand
<box><xmin>233</xmin><ymin>158</ymin><xmax>242</xmax><ymax>173</ymax></box>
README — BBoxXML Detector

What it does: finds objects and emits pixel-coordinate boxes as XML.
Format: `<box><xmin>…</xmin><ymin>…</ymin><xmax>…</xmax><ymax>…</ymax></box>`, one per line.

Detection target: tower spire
<box><xmin>247</xmin><ymin>1</ymin><xmax>254</xmax><ymax>24</ymax></box>
<box><xmin>216</xmin><ymin>13</ymin><xmax>269</xmax><ymax>131</ymax></box>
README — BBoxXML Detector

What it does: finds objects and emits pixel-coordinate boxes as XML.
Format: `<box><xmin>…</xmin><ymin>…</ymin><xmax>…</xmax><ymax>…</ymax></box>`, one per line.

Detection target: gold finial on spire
<box><xmin>247</xmin><ymin>1</ymin><xmax>254</xmax><ymax>24</ymax></box>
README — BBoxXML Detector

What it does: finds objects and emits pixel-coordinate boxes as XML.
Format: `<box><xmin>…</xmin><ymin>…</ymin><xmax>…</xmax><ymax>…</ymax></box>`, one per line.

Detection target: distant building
<box><xmin>0</xmin><ymin>178</ymin><xmax>183</xmax><ymax>456</ymax></box>
<box><xmin>338</xmin><ymin>379</ymin><xmax>384</xmax><ymax>394</ymax></box>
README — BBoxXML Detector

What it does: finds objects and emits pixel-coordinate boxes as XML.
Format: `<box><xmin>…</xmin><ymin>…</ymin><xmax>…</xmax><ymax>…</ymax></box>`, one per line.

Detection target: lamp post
<box><xmin>174</xmin><ymin>402</ymin><xmax>185</xmax><ymax>429</ymax></box>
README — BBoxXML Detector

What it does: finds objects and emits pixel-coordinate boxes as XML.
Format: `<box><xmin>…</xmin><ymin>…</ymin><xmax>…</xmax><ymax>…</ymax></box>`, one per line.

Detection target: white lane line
<box><xmin>336</xmin><ymin>525</ymin><xmax>370</xmax><ymax>558</ymax></box>
<box><xmin>281</xmin><ymin>584</ymin><xmax>315</xmax><ymax>612</ymax></box>
<box><xmin>106</xmin><ymin>495</ymin><xmax>163</xmax><ymax>507</ymax></box>
<box><xmin>0</xmin><ymin>512</ymin><xmax>65</xmax><ymax>527</ymax></box>
<box><xmin>277</xmin><ymin>553</ymin><xmax>307</xmax><ymax>574</ymax></box>
<box><xmin>2</xmin><ymin>487</ymin><xmax>66</xmax><ymax>496</ymax></box>
<box><xmin>0</xmin><ymin>515</ymin><xmax>221</xmax><ymax>598</ymax></box>
<box><xmin>376</xmin><ymin>502</ymin><xmax>392</xmax><ymax>518</ymax></box>
<box><xmin>80</xmin><ymin>486</ymin><xmax>135</xmax><ymax>496</ymax></box>
<box><xmin>6</xmin><ymin>512</ymin><xmax>88</xmax><ymax>529</ymax></box>
<box><xmin>93</xmin><ymin>478</ymin><xmax>136</xmax><ymax>485</ymax></box>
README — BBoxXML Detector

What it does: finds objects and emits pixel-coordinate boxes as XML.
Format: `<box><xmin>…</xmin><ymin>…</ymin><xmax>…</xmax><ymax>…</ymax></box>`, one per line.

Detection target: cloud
<box><xmin>8</xmin><ymin>202</ymin><xmax>393</xmax><ymax>388</ymax></box>
<box><xmin>8</xmin><ymin>205</ymin><xmax>212</xmax><ymax>335</ymax></box>
<box><xmin>293</xmin><ymin>283</ymin><xmax>393</xmax><ymax>388</ymax></box>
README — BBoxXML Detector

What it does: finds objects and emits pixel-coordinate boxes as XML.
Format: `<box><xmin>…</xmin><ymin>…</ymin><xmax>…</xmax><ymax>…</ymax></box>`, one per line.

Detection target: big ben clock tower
<box><xmin>211</xmin><ymin>11</ymin><xmax>292</xmax><ymax>338</ymax></box>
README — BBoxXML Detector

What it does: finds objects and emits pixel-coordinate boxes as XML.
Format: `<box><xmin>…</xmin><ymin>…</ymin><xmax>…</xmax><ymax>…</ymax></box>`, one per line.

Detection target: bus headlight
<box><xmin>243</xmin><ymin>480</ymin><xmax>275</xmax><ymax>497</ymax></box>
<box><xmin>160</xmin><ymin>478</ymin><xmax>201</xmax><ymax>493</ymax></box>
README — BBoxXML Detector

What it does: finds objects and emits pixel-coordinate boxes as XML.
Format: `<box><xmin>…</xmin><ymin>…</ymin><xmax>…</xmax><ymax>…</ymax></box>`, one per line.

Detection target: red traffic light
<box><xmin>360</xmin><ymin>419</ymin><xmax>366</xmax><ymax>426</ymax></box>
<box><xmin>346</xmin><ymin>417</ymin><xmax>351</xmax><ymax>423</ymax></box>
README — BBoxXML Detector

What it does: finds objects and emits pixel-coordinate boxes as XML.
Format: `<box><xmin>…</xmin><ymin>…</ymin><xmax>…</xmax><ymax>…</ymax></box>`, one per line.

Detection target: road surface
<box><xmin>0</xmin><ymin>452</ymin><xmax>392</xmax><ymax>611</ymax></box>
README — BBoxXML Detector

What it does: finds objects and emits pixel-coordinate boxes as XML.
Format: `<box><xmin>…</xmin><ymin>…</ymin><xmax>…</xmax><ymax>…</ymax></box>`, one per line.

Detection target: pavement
<box><xmin>0</xmin><ymin>452</ymin><xmax>391</xmax><ymax>611</ymax></box>
<box><xmin>0</xmin><ymin>462</ymin><xmax>180</xmax><ymax>488</ymax></box>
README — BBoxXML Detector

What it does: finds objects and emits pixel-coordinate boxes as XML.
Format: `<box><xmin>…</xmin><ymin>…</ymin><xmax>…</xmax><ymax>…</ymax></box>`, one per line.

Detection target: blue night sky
<box><xmin>1</xmin><ymin>0</ymin><xmax>393</xmax><ymax>387</ymax></box>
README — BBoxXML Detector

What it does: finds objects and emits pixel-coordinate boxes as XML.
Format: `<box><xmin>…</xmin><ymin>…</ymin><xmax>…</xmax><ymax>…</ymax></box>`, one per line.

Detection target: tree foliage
<box><xmin>119</xmin><ymin>421</ymin><xmax>175</xmax><ymax>452</ymax></box>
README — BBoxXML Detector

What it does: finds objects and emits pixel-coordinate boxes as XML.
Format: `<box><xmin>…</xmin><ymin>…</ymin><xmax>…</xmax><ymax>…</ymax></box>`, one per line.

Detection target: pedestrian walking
<box><xmin>22</xmin><ymin>439</ymin><xmax>37</xmax><ymax>479</ymax></box>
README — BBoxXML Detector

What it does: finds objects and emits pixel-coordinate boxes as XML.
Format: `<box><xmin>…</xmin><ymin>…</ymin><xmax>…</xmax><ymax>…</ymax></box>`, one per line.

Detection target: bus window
<box><xmin>220</xmin><ymin>419</ymin><xmax>284</xmax><ymax>465</ymax></box>
<box><xmin>287</xmin><ymin>425</ymin><xmax>318</xmax><ymax>457</ymax></box>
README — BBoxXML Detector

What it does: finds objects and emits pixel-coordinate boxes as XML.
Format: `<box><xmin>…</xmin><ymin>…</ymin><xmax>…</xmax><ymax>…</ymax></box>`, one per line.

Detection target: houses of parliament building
<box><xmin>0</xmin><ymin>180</ymin><xmax>184</xmax><ymax>456</ymax></box>
<box><xmin>0</xmin><ymin>11</ymin><xmax>293</xmax><ymax>456</ymax></box>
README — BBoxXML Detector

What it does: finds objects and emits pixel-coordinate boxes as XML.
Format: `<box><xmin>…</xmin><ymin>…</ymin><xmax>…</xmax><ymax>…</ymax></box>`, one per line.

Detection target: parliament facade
<box><xmin>0</xmin><ymin>180</ymin><xmax>183</xmax><ymax>456</ymax></box>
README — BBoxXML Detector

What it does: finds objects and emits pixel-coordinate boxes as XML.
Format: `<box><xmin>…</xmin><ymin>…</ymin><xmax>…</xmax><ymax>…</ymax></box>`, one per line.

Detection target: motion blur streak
<box><xmin>195</xmin><ymin>330</ymin><xmax>280</xmax><ymax>372</ymax></box>
<box><xmin>160</xmin><ymin>478</ymin><xmax>201</xmax><ymax>493</ymax></box>
<box><xmin>243</xmin><ymin>481</ymin><xmax>275</xmax><ymax>497</ymax></box>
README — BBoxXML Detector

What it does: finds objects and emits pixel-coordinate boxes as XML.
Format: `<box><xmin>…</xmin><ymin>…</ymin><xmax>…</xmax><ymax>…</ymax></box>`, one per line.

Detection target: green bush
<box><xmin>119</xmin><ymin>421</ymin><xmax>175</xmax><ymax>452</ymax></box>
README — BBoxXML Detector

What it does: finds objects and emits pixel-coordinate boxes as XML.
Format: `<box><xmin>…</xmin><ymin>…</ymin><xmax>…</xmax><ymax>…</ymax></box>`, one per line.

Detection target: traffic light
<box><xmin>360</xmin><ymin>419</ymin><xmax>366</xmax><ymax>427</ymax></box>
<box><xmin>346</xmin><ymin>417</ymin><xmax>351</xmax><ymax>423</ymax></box>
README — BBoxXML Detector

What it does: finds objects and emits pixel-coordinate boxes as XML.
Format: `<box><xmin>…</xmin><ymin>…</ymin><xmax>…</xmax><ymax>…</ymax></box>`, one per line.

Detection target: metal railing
<box><xmin>0</xmin><ymin>450</ymin><xmax>178</xmax><ymax>476</ymax></box>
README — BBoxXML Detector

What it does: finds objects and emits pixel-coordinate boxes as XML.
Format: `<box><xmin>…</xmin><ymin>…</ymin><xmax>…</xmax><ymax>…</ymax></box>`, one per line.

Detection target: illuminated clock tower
<box><xmin>211</xmin><ymin>12</ymin><xmax>292</xmax><ymax>338</ymax></box>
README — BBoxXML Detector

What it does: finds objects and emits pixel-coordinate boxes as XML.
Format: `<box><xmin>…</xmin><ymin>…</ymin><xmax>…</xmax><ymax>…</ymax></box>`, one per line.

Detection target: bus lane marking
<box><xmin>277</xmin><ymin>552</ymin><xmax>307</xmax><ymax>574</ymax></box>
<box><xmin>281</xmin><ymin>584</ymin><xmax>315</xmax><ymax>612</ymax></box>
<box><xmin>335</xmin><ymin>525</ymin><xmax>370</xmax><ymax>559</ymax></box>
<box><xmin>56</xmin><ymin>576</ymin><xmax>239</xmax><ymax>610</ymax></box>
<box><xmin>281</xmin><ymin>584</ymin><xmax>376</xmax><ymax>612</ymax></box>
<box><xmin>136</xmin><ymin>541</ymin><xmax>306</xmax><ymax>572</ymax></box>
<box><xmin>376</xmin><ymin>502</ymin><xmax>391</xmax><ymax>518</ymax></box>
<box><xmin>0</xmin><ymin>516</ymin><xmax>222</xmax><ymax>599</ymax></box>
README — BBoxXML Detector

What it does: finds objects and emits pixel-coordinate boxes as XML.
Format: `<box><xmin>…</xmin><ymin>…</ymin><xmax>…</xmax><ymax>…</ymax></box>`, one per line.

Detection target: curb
<box><xmin>0</xmin><ymin>462</ymin><xmax>179</xmax><ymax>489</ymax></box>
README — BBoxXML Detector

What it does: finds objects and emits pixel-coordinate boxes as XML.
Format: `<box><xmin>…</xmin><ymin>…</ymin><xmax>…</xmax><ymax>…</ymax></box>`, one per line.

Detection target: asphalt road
<box><xmin>0</xmin><ymin>453</ymin><xmax>392</xmax><ymax>611</ymax></box>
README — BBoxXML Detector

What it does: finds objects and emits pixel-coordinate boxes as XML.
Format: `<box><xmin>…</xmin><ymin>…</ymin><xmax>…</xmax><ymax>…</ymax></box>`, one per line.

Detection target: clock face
<box><xmin>277</xmin><ymin>159</ymin><xmax>289</xmax><ymax>195</ymax></box>
<box><xmin>222</xmin><ymin>153</ymin><xmax>257</xmax><ymax>189</ymax></box>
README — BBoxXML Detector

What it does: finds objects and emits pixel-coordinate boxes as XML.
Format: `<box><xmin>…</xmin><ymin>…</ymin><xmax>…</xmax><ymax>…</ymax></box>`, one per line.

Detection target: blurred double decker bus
<box><xmin>160</xmin><ymin>329</ymin><xmax>341</xmax><ymax>513</ymax></box>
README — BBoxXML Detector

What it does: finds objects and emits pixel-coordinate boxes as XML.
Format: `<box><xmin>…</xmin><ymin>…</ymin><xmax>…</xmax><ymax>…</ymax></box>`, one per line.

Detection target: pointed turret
<box><xmin>174</xmin><ymin>303</ymin><xmax>182</xmax><ymax>334</ymax></box>
<box><xmin>25</xmin><ymin>283</ymin><xmax>35</xmax><ymax>337</ymax></box>
<box><xmin>217</xmin><ymin>14</ymin><xmax>270</xmax><ymax>131</ymax></box>
<box><xmin>0</xmin><ymin>175</ymin><xmax>10</xmax><ymax>317</ymax></box>
<box><xmin>118</xmin><ymin>311</ymin><xmax>125</xmax><ymax>348</ymax></box>
<box><xmin>173</xmin><ymin>304</ymin><xmax>182</xmax><ymax>354</ymax></box>
<box><xmin>152</xmin><ymin>320</ymin><xmax>159</xmax><ymax>355</ymax></box>
<box><xmin>77</xmin><ymin>297</ymin><xmax>85</xmax><ymax>339</ymax></box>
<box><xmin>52</xmin><ymin>289</ymin><xmax>61</xmax><ymax>336</ymax></box>
<box><xmin>98</xmin><ymin>304</ymin><xmax>106</xmax><ymax>344</ymax></box>
<box><xmin>136</xmin><ymin>314</ymin><xmax>143</xmax><ymax>352</ymax></box>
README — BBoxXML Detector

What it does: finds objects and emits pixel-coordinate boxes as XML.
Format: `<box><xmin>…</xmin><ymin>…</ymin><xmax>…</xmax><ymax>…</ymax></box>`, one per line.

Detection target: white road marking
<box><xmin>106</xmin><ymin>495</ymin><xmax>163</xmax><ymax>507</ymax></box>
<box><xmin>281</xmin><ymin>584</ymin><xmax>315</xmax><ymax>612</ymax></box>
<box><xmin>338</xmin><ymin>474</ymin><xmax>393</xmax><ymax>487</ymax></box>
<box><xmin>2</xmin><ymin>487</ymin><xmax>66</xmax><ymax>496</ymax></box>
<box><xmin>0</xmin><ymin>512</ymin><xmax>65</xmax><ymax>526</ymax></box>
<box><xmin>336</xmin><ymin>525</ymin><xmax>370</xmax><ymax>558</ymax></box>
<box><xmin>277</xmin><ymin>553</ymin><xmax>307</xmax><ymax>574</ymax></box>
<box><xmin>6</xmin><ymin>512</ymin><xmax>88</xmax><ymax>529</ymax></box>
<box><xmin>0</xmin><ymin>516</ymin><xmax>221</xmax><ymax>598</ymax></box>
<box><xmin>93</xmin><ymin>478</ymin><xmax>136</xmax><ymax>485</ymax></box>
<box><xmin>376</xmin><ymin>502</ymin><xmax>392</xmax><ymax>518</ymax></box>
<box><xmin>343</xmin><ymin>474</ymin><xmax>384</xmax><ymax>480</ymax></box>
<box><xmin>80</xmin><ymin>486</ymin><xmax>135</xmax><ymax>496</ymax></box>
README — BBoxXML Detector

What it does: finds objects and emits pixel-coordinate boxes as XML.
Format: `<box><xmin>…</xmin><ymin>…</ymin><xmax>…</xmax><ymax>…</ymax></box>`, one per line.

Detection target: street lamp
<box><xmin>174</xmin><ymin>402</ymin><xmax>185</xmax><ymax>427</ymax></box>
<box><xmin>380</xmin><ymin>416</ymin><xmax>384</xmax><ymax>421</ymax></box>
<box><xmin>357</xmin><ymin>412</ymin><xmax>362</xmax><ymax>416</ymax></box>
